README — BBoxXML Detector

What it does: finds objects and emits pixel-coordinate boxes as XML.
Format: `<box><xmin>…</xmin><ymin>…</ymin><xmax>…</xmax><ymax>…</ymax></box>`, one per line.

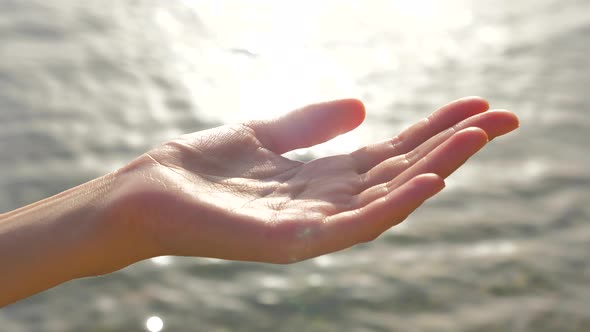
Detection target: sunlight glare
<box><xmin>236</xmin><ymin>49</ymin><xmax>357</xmax><ymax>122</ymax></box>
<box><xmin>146</xmin><ymin>316</ymin><xmax>164</xmax><ymax>332</ymax></box>
<box><xmin>394</xmin><ymin>0</ymin><xmax>437</xmax><ymax>18</ymax></box>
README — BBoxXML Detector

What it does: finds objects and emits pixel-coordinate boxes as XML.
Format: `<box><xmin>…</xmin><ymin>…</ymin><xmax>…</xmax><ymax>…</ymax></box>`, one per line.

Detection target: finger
<box><xmin>246</xmin><ymin>99</ymin><xmax>366</xmax><ymax>154</ymax></box>
<box><xmin>360</xmin><ymin>109</ymin><xmax>519</xmax><ymax>190</ymax></box>
<box><xmin>313</xmin><ymin>173</ymin><xmax>445</xmax><ymax>256</ymax></box>
<box><xmin>350</xmin><ymin>96</ymin><xmax>489</xmax><ymax>173</ymax></box>
<box><xmin>389</xmin><ymin>127</ymin><xmax>488</xmax><ymax>189</ymax></box>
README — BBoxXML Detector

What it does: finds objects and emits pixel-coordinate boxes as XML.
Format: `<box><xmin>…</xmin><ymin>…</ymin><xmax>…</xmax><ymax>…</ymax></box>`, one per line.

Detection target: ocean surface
<box><xmin>1</xmin><ymin>1</ymin><xmax>589</xmax><ymax>331</ymax></box>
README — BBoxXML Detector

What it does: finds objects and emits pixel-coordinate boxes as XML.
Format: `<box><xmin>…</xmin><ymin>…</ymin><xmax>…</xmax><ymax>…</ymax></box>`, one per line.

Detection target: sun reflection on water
<box><xmin>172</xmin><ymin>0</ymin><xmax>485</xmax><ymax>157</ymax></box>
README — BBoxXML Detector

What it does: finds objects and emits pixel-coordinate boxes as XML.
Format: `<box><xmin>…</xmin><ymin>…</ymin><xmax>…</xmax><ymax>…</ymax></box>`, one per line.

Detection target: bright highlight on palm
<box><xmin>126</xmin><ymin>97</ymin><xmax>519</xmax><ymax>264</ymax></box>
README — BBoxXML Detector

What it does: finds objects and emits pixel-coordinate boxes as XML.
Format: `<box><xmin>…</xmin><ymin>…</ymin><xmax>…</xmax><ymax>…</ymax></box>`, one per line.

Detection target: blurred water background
<box><xmin>1</xmin><ymin>0</ymin><xmax>589</xmax><ymax>331</ymax></box>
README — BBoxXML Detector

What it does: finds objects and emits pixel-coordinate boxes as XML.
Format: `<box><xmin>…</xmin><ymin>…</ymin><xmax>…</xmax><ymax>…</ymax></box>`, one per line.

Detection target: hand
<box><xmin>118</xmin><ymin>97</ymin><xmax>518</xmax><ymax>264</ymax></box>
<box><xmin>0</xmin><ymin>97</ymin><xmax>519</xmax><ymax>306</ymax></box>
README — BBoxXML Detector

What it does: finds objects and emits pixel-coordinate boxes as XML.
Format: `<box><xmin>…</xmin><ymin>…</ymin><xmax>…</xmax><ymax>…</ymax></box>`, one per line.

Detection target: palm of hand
<box><xmin>125</xmin><ymin>98</ymin><xmax>518</xmax><ymax>263</ymax></box>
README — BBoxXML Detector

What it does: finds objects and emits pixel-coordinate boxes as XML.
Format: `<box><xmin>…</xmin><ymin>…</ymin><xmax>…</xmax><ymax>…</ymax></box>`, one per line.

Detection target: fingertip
<box><xmin>411</xmin><ymin>172</ymin><xmax>446</xmax><ymax>192</ymax></box>
<box><xmin>490</xmin><ymin>109</ymin><xmax>520</xmax><ymax>130</ymax></box>
<box><xmin>354</xmin><ymin>98</ymin><xmax>367</xmax><ymax>125</ymax></box>
<box><xmin>457</xmin><ymin>126</ymin><xmax>490</xmax><ymax>143</ymax></box>
<box><xmin>335</xmin><ymin>98</ymin><xmax>366</xmax><ymax>130</ymax></box>
<box><xmin>452</xmin><ymin>109</ymin><xmax>520</xmax><ymax>142</ymax></box>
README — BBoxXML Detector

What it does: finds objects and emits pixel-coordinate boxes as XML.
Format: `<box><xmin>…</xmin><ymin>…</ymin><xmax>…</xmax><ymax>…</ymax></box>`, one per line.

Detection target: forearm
<box><xmin>0</xmin><ymin>170</ymin><xmax>145</xmax><ymax>307</ymax></box>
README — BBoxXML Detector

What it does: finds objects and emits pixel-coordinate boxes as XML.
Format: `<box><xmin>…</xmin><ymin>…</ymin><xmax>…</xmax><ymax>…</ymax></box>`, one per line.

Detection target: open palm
<box><xmin>122</xmin><ymin>98</ymin><xmax>518</xmax><ymax>263</ymax></box>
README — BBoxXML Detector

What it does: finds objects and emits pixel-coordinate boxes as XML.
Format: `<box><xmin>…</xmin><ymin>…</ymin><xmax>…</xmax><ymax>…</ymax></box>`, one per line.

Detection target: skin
<box><xmin>0</xmin><ymin>97</ymin><xmax>519</xmax><ymax>306</ymax></box>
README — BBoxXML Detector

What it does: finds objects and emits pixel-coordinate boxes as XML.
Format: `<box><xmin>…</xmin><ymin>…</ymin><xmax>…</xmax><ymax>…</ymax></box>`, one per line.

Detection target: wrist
<box><xmin>111</xmin><ymin>154</ymin><xmax>208</xmax><ymax>260</ymax></box>
<box><xmin>93</xmin><ymin>163</ymin><xmax>162</xmax><ymax>275</ymax></box>
<box><xmin>0</xmin><ymin>169</ymin><xmax>149</xmax><ymax>305</ymax></box>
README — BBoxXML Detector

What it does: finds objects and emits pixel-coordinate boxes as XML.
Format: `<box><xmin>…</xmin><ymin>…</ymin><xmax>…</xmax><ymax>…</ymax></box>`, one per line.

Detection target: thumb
<box><xmin>246</xmin><ymin>99</ymin><xmax>366</xmax><ymax>154</ymax></box>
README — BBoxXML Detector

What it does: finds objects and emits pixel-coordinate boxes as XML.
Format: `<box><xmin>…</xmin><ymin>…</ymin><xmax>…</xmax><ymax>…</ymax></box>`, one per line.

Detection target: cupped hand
<box><xmin>119</xmin><ymin>97</ymin><xmax>518</xmax><ymax>264</ymax></box>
